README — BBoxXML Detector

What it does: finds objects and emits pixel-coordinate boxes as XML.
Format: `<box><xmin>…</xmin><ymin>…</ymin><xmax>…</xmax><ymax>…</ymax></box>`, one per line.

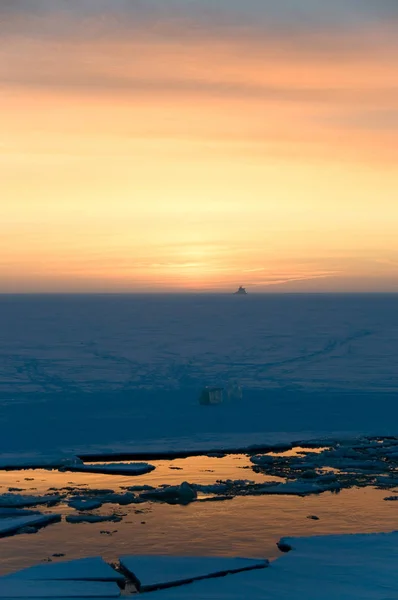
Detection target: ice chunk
<box><xmin>0</xmin><ymin>494</ymin><xmax>62</xmax><ymax>508</ymax></box>
<box><xmin>68</xmin><ymin>499</ymin><xmax>103</xmax><ymax>511</ymax></box>
<box><xmin>0</xmin><ymin>455</ymin><xmax>83</xmax><ymax>470</ymax></box>
<box><xmin>226</xmin><ymin>381</ymin><xmax>243</xmax><ymax>401</ymax></box>
<box><xmin>96</xmin><ymin>492</ymin><xmax>137</xmax><ymax>505</ymax></box>
<box><xmin>4</xmin><ymin>557</ymin><xmax>123</xmax><ymax>582</ymax></box>
<box><xmin>140</xmin><ymin>482</ymin><xmax>197</xmax><ymax>504</ymax></box>
<box><xmin>253</xmin><ymin>481</ymin><xmax>338</xmax><ymax>495</ymax></box>
<box><xmin>199</xmin><ymin>387</ymin><xmax>224</xmax><ymax>405</ymax></box>
<box><xmin>66</xmin><ymin>514</ymin><xmax>122</xmax><ymax>524</ymax></box>
<box><xmin>119</xmin><ymin>556</ymin><xmax>268</xmax><ymax>591</ymax></box>
<box><xmin>125</xmin><ymin>485</ymin><xmax>155</xmax><ymax>492</ymax></box>
<box><xmin>0</xmin><ymin>580</ymin><xmax>120</xmax><ymax>597</ymax></box>
<box><xmin>66</xmin><ymin>463</ymin><xmax>155</xmax><ymax>476</ymax></box>
<box><xmin>0</xmin><ymin>508</ymin><xmax>40</xmax><ymax>516</ymax></box>
<box><xmin>0</xmin><ymin>513</ymin><xmax>61</xmax><ymax>537</ymax></box>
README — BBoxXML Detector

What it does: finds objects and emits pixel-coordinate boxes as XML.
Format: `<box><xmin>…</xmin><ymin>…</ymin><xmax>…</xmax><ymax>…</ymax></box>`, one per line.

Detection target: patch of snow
<box><xmin>4</xmin><ymin>557</ymin><xmax>123</xmax><ymax>582</ymax></box>
<box><xmin>119</xmin><ymin>556</ymin><xmax>268</xmax><ymax>591</ymax></box>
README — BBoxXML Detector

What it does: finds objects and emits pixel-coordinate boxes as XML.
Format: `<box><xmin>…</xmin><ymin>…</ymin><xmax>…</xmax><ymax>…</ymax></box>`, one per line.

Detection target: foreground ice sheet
<box><xmin>4</xmin><ymin>557</ymin><xmax>123</xmax><ymax>582</ymax></box>
<box><xmin>0</xmin><ymin>580</ymin><xmax>120</xmax><ymax>598</ymax></box>
<box><xmin>144</xmin><ymin>532</ymin><xmax>398</xmax><ymax>600</ymax></box>
<box><xmin>0</xmin><ymin>513</ymin><xmax>61</xmax><ymax>537</ymax></box>
<box><xmin>119</xmin><ymin>556</ymin><xmax>268</xmax><ymax>591</ymax></box>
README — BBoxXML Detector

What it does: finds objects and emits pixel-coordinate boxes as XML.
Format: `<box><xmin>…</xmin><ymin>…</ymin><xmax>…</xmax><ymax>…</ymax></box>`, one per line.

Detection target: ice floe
<box><xmin>119</xmin><ymin>555</ymin><xmax>268</xmax><ymax>591</ymax></box>
<box><xmin>0</xmin><ymin>508</ymin><xmax>39</xmax><ymax>517</ymax></box>
<box><xmin>68</xmin><ymin>499</ymin><xmax>103</xmax><ymax>511</ymax></box>
<box><xmin>140</xmin><ymin>482</ymin><xmax>197</xmax><ymax>505</ymax></box>
<box><xmin>3</xmin><ymin>557</ymin><xmax>123</xmax><ymax>582</ymax></box>
<box><xmin>0</xmin><ymin>513</ymin><xmax>61</xmax><ymax>537</ymax></box>
<box><xmin>66</xmin><ymin>514</ymin><xmax>122</xmax><ymax>524</ymax></box>
<box><xmin>143</xmin><ymin>532</ymin><xmax>398</xmax><ymax>599</ymax></box>
<box><xmin>65</xmin><ymin>462</ymin><xmax>155</xmax><ymax>476</ymax></box>
<box><xmin>0</xmin><ymin>494</ymin><xmax>62</xmax><ymax>508</ymax></box>
<box><xmin>0</xmin><ymin>580</ymin><xmax>120</xmax><ymax>598</ymax></box>
<box><xmin>0</xmin><ymin>456</ymin><xmax>83</xmax><ymax>471</ymax></box>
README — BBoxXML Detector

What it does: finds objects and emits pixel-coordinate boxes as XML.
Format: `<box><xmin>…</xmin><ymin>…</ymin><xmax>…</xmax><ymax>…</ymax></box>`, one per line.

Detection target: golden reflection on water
<box><xmin>267</xmin><ymin>446</ymin><xmax>330</xmax><ymax>457</ymax></box>
<box><xmin>0</xmin><ymin>455</ymin><xmax>281</xmax><ymax>494</ymax></box>
<box><xmin>0</xmin><ymin>454</ymin><xmax>396</xmax><ymax>576</ymax></box>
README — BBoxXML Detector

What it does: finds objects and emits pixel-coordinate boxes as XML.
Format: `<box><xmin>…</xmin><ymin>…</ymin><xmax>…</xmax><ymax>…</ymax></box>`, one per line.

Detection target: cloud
<box><xmin>2</xmin><ymin>1</ymin><xmax>398</xmax><ymax>48</ymax></box>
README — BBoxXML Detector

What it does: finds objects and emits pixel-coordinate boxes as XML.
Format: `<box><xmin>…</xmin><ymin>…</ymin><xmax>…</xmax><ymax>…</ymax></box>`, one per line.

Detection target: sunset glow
<box><xmin>1</xmin><ymin>1</ymin><xmax>398</xmax><ymax>292</ymax></box>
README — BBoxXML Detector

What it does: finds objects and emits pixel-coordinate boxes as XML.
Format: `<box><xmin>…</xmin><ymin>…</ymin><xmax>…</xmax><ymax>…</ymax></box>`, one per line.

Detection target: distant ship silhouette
<box><xmin>234</xmin><ymin>286</ymin><xmax>247</xmax><ymax>295</ymax></box>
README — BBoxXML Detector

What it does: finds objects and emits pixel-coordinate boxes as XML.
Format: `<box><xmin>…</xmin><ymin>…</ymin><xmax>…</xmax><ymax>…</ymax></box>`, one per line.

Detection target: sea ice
<box><xmin>68</xmin><ymin>499</ymin><xmax>103</xmax><ymax>511</ymax></box>
<box><xmin>4</xmin><ymin>557</ymin><xmax>123</xmax><ymax>582</ymax></box>
<box><xmin>119</xmin><ymin>556</ymin><xmax>268</xmax><ymax>591</ymax></box>
<box><xmin>0</xmin><ymin>508</ymin><xmax>39</xmax><ymax>516</ymax></box>
<box><xmin>0</xmin><ymin>494</ymin><xmax>62</xmax><ymax>508</ymax></box>
<box><xmin>0</xmin><ymin>456</ymin><xmax>83</xmax><ymax>470</ymax></box>
<box><xmin>66</xmin><ymin>514</ymin><xmax>122</xmax><ymax>524</ymax></box>
<box><xmin>0</xmin><ymin>580</ymin><xmax>120</xmax><ymax>598</ymax></box>
<box><xmin>1</xmin><ymin>295</ymin><xmax>398</xmax><ymax>459</ymax></box>
<box><xmin>252</xmin><ymin>480</ymin><xmax>340</xmax><ymax>495</ymax></box>
<box><xmin>0</xmin><ymin>514</ymin><xmax>61</xmax><ymax>537</ymax></box>
<box><xmin>65</xmin><ymin>462</ymin><xmax>155</xmax><ymax>476</ymax></box>
<box><xmin>143</xmin><ymin>532</ymin><xmax>398</xmax><ymax>600</ymax></box>
<box><xmin>139</xmin><ymin>482</ymin><xmax>197</xmax><ymax>504</ymax></box>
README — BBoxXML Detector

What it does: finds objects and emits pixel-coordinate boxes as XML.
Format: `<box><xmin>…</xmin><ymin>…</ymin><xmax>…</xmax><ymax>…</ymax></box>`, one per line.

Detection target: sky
<box><xmin>1</xmin><ymin>0</ymin><xmax>398</xmax><ymax>292</ymax></box>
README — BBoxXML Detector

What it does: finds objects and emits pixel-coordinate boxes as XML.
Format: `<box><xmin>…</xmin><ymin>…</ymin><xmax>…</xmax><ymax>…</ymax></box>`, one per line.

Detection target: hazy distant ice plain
<box><xmin>0</xmin><ymin>294</ymin><xmax>397</xmax><ymax>456</ymax></box>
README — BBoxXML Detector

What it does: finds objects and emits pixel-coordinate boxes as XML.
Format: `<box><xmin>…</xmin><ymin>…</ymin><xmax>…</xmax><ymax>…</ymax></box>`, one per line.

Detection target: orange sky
<box><xmin>1</xmin><ymin>2</ymin><xmax>398</xmax><ymax>292</ymax></box>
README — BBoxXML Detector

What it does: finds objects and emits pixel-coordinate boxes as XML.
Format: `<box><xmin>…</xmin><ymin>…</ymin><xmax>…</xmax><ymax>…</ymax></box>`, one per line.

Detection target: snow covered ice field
<box><xmin>0</xmin><ymin>293</ymin><xmax>397</xmax><ymax>458</ymax></box>
<box><xmin>0</xmin><ymin>293</ymin><xmax>398</xmax><ymax>597</ymax></box>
